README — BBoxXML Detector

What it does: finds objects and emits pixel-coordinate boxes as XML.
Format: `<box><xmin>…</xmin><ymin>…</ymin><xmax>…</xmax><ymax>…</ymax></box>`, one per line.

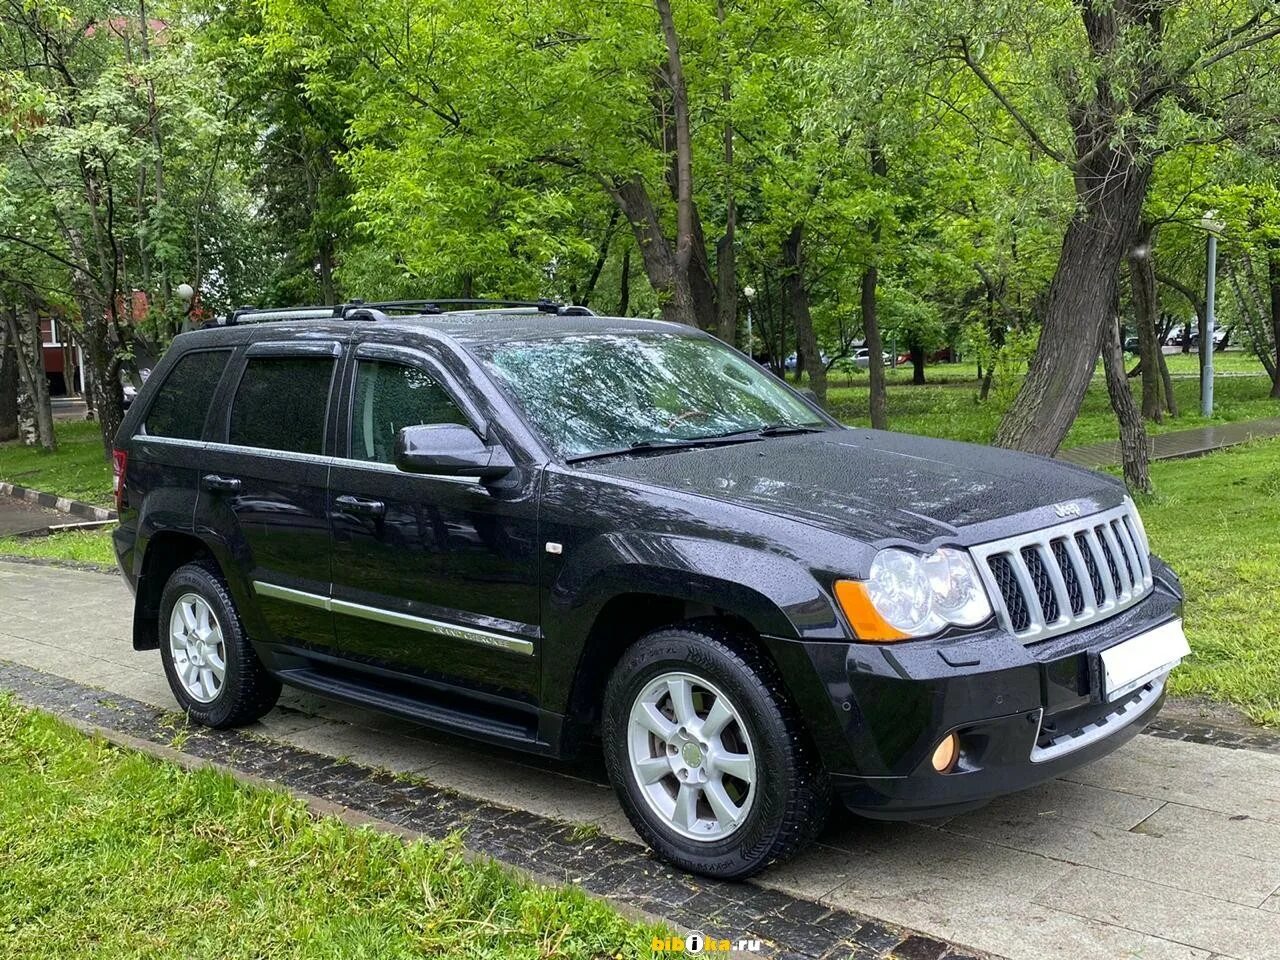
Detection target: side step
<box><xmin>276</xmin><ymin>665</ymin><xmax>548</xmax><ymax>752</ymax></box>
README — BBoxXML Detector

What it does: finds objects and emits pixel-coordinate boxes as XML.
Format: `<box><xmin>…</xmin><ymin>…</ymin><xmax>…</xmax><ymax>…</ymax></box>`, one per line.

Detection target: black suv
<box><xmin>112</xmin><ymin>300</ymin><xmax>1189</xmax><ymax>878</ymax></box>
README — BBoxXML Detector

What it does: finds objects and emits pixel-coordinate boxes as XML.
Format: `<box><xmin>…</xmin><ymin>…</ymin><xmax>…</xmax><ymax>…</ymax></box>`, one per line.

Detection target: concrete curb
<box><xmin>0</xmin><ymin>481</ymin><xmax>116</xmax><ymax>522</ymax></box>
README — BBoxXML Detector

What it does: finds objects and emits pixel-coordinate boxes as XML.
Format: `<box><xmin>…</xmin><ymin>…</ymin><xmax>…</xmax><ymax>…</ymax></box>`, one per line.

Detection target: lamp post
<box><xmin>176</xmin><ymin>282</ymin><xmax>195</xmax><ymax>332</ymax></box>
<box><xmin>1199</xmin><ymin>212</ymin><xmax>1224</xmax><ymax>417</ymax></box>
<box><xmin>742</xmin><ymin>285</ymin><xmax>755</xmax><ymax>359</ymax></box>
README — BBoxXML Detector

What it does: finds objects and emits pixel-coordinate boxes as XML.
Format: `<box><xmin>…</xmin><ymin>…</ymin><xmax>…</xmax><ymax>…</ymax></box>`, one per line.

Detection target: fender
<box><xmin>540</xmin><ymin>531</ymin><xmax>849</xmax><ymax>719</ymax></box>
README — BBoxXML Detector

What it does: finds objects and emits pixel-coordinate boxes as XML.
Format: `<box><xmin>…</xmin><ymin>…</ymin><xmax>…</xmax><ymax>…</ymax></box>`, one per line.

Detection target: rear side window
<box><xmin>228</xmin><ymin>356</ymin><xmax>335</xmax><ymax>455</ymax></box>
<box><xmin>143</xmin><ymin>349</ymin><xmax>230</xmax><ymax>440</ymax></box>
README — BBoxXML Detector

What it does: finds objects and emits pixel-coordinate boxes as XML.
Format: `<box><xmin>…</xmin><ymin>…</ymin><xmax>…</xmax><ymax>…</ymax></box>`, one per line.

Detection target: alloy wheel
<box><xmin>626</xmin><ymin>671</ymin><xmax>757</xmax><ymax>842</ymax></box>
<box><xmin>168</xmin><ymin>592</ymin><xmax>227</xmax><ymax>703</ymax></box>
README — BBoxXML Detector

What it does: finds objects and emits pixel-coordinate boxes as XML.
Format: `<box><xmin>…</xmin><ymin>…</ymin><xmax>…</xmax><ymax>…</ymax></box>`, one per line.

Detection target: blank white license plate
<box><xmin>1100</xmin><ymin>619</ymin><xmax>1190</xmax><ymax>702</ymax></box>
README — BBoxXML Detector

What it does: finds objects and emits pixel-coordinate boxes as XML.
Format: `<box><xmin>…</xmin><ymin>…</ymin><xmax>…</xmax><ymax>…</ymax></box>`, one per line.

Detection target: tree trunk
<box><xmin>1157</xmin><ymin>346</ymin><xmax>1178</xmax><ymax>416</ymax></box>
<box><xmin>2</xmin><ymin>301</ymin><xmax>56</xmax><ymax>451</ymax></box>
<box><xmin>979</xmin><ymin>366</ymin><xmax>995</xmax><ymax>402</ymax></box>
<box><xmin>618</xmin><ymin>244</ymin><xmax>632</xmax><ymax>316</ymax></box>
<box><xmin>993</xmin><ymin>154</ymin><xmax>1151</xmax><ymax>455</ymax></box>
<box><xmin>654</xmin><ymin>0</ymin><xmax>701</xmax><ymax>328</ymax></box>
<box><xmin>909</xmin><ymin>340</ymin><xmax>926</xmax><ymax>385</ymax></box>
<box><xmin>1270</xmin><ymin>239</ymin><xmax>1280</xmax><ymax>398</ymax></box>
<box><xmin>1101</xmin><ymin>306</ymin><xmax>1151</xmax><ymax>493</ymax></box>
<box><xmin>1126</xmin><ymin>226</ymin><xmax>1163</xmax><ymax>422</ymax></box>
<box><xmin>714</xmin><ymin>5</ymin><xmax>737</xmax><ymax>346</ymax></box>
<box><xmin>579</xmin><ymin>209</ymin><xmax>618</xmax><ymax>309</ymax></box>
<box><xmin>318</xmin><ymin>234</ymin><xmax>337</xmax><ymax>306</ymax></box>
<box><xmin>612</xmin><ymin>178</ymin><xmax>699</xmax><ymax>327</ymax></box>
<box><xmin>863</xmin><ymin>143</ymin><xmax>888</xmax><ymax>429</ymax></box>
<box><xmin>782</xmin><ymin>223</ymin><xmax>825</xmax><ymax>403</ymax></box>
<box><xmin>0</xmin><ymin>328</ymin><xmax>18</xmax><ymax>442</ymax></box>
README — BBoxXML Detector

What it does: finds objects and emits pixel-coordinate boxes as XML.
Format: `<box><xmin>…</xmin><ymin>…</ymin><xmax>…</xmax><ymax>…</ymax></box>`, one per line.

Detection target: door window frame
<box><xmin>335</xmin><ymin>342</ymin><xmax>489</xmax><ymax>472</ymax></box>
<box><xmin>214</xmin><ymin>340</ymin><xmax>345</xmax><ymax>457</ymax></box>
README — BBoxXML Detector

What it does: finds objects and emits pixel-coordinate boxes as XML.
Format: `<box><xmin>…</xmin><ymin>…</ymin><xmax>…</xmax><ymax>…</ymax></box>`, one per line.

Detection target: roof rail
<box><xmin>225</xmin><ymin>298</ymin><xmax>595</xmax><ymax>325</ymax></box>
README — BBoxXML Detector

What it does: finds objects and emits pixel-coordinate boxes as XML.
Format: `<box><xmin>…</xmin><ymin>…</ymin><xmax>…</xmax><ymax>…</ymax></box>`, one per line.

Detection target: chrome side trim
<box><xmin>1029</xmin><ymin>675</ymin><xmax>1165</xmax><ymax>764</ymax></box>
<box><xmin>135</xmin><ymin>435</ymin><xmax>481</xmax><ymax>485</ymax></box>
<box><xmin>253</xmin><ymin>580</ymin><xmax>330</xmax><ymax>611</ymax></box>
<box><xmin>133</xmin><ymin>434</ymin><xmax>206</xmax><ymax>448</ymax></box>
<box><xmin>329</xmin><ymin>598</ymin><xmax>535</xmax><ymax>655</ymax></box>
<box><xmin>251</xmin><ymin>580</ymin><xmax>534</xmax><ymax>656</ymax></box>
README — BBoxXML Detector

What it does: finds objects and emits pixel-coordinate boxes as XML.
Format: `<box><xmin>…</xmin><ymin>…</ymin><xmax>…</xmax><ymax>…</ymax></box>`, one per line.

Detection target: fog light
<box><xmin>931</xmin><ymin>733</ymin><xmax>959</xmax><ymax>773</ymax></box>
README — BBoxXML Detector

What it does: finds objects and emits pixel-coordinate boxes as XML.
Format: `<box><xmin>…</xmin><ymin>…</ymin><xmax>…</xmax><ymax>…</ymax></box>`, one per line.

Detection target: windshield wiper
<box><xmin>755</xmin><ymin>423</ymin><xmax>826</xmax><ymax>436</ymax></box>
<box><xmin>566</xmin><ymin>435</ymin><xmax>760</xmax><ymax>464</ymax></box>
<box><xmin>564</xmin><ymin>425</ymin><xmax>826</xmax><ymax>465</ymax></box>
<box><xmin>701</xmin><ymin>422</ymin><xmax>827</xmax><ymax>441</ymax></box>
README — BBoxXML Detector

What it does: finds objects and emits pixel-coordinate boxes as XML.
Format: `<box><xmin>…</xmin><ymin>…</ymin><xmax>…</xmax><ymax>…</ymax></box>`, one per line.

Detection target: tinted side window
<box><xmin>228</xmin><ymin>357</ymin><xmax>335</xmax><ymax>455</ymax></box>
<box><xmin>351</xmin><ymin>360</ymin><xmax>467</xmax><ymax>463</ymax></box>
<box><xmin>143</xmin><ymin>349</ymin><xmax>230</xmax><ymax>440</ymax></box>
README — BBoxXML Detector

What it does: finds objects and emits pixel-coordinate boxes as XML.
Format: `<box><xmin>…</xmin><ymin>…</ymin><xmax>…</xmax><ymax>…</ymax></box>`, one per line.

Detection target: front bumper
<box><xmin>776</xmin><ymin>558</ymin><xmax>1184</xmax><ymax>819</ymax></box>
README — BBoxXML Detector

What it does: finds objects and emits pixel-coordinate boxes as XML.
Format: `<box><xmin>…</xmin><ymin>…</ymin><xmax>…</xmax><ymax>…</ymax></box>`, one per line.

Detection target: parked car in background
<box><xmin>112</xmin><ymin>299</ymin><xmax>1189</xmax><ymax>879</ymax></box>
<box><xmin>854</xmin><ymin>347</ymin><xmax>891</xmax><ymax>369</ymax></box>
<box><xmin>121</xmin><ymin>368</ymin><xmax>151</xmax><ymax>410</ymax></box>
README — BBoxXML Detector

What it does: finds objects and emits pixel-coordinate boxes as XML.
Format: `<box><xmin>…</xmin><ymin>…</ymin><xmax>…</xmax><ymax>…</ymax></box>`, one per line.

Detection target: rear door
<box><xmin>326</xmin><ymin>338</ymin><xmax>541</xmax><ymax>703</ymax></box>
<box><xmin>197</xmin><ymin>339</ymin><xmax>343</xmax><ymax>652</ymax></box>
<box><xmin>119</xmin><ymin>347</ymin><xmax>234</xmax><ymax>580</ymax></box>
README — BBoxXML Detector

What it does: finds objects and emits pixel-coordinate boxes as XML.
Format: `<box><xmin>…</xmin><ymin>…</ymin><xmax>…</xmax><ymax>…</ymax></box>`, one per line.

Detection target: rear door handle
<box><xmin>201</xmin><ymin>474</ymin><xmax>241</xmax><ymax>494</ymax></box>
<box><xmin>335</xmin><ymin>494</ymin><xmax>386</xmax><ymax>518</ymax></box>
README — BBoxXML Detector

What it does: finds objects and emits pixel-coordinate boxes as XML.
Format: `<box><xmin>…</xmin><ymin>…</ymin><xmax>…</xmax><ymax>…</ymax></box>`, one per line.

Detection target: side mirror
<box><xmin>394</xmin><ymin>424</ymin><xmax>514</xmax><ymax>480</ymax></box>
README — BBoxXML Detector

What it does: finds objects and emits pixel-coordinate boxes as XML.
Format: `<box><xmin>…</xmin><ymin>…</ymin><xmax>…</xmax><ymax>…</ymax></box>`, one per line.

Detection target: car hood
<box><xmin>582</xmin><ymin>428</ymin><xmax>1124</xmax><ymax>545</ymax></box>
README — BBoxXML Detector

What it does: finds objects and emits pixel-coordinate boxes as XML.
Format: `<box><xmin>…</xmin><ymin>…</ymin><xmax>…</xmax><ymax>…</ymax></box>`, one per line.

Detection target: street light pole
<box><xmin>742</xmin><ymin>286</ymin><xmax>755</xmax><ymax>359</ymax></box>
<box><xmin>1199</xmin><ymin>212</ymin><xmax>1223</xmax><ymax>417</ymax></box>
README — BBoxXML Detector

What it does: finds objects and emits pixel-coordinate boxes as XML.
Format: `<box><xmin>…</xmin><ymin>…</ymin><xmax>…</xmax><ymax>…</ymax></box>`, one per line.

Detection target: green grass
<box><xmin>825</xmin><ymin>370</ymin><xmax>1279</xmax><ymax>447</ymax></box>
<box><xmin>1138</xmin><ymin>439</ymin><xmax>1280</xmax><ymax>726</ymax></box>
<box><xmin>0</xmin><ymin>527</ymin><xmax>117</xmax><ymax>567</ymax></box>
<box><xmin>0</xmin><ymin>699</ymin><xmax>661</xmax><ymax>960</ymax></box>
<box><xmin>0</xmin><ymin>420</ymin><xmax>113</xmax><ymax>505</ymax></box>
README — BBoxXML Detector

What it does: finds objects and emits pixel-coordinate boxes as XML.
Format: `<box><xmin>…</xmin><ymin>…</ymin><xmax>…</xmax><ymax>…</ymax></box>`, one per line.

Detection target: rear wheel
<box><xmin>158</xmin><ymin>561</ymin><xmax>280</xmax><ymax>728</ymax></box>
<box><xmin>602</xmin><ymin>620</ymin><xmax>829</xmax><ymax>878</ymax></box>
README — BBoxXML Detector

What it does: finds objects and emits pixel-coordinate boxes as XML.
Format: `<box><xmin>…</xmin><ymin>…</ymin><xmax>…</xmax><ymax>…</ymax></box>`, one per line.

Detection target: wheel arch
<box><xmin>131</xmin><ymin>530</ymin><xmax>216</xmax><ymax>650</ymax></box>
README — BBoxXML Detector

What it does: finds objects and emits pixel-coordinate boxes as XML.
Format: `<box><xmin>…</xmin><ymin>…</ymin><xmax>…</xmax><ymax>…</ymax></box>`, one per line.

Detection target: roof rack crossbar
<box><xmin>225</xmin><ymin>297</ymin><xmax>595</xmax><ymax>325</ymax></box>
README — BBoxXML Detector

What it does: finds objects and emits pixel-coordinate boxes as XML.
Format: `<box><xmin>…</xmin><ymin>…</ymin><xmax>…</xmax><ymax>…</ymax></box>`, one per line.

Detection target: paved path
<box><xmin>1058</xmin><ymin>417</ymin><xmax>1280</xmax><ymax>470</ymax></box>
<box><xmin>0</xmin><ymin>495</ymin><xmax>64</xmax><ymax>537</ymax></box>
<box><xmin>3</xmin><ymin>559</ymin><xmax>1280</xmax><ymax>960</ymax></box>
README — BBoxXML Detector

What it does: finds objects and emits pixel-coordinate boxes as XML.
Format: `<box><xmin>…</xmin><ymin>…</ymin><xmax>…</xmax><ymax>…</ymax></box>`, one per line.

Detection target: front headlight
<box><xmin>835</xmin><ymin>547</ymin><xmax>993</xmax><ymax>641</ymax></box>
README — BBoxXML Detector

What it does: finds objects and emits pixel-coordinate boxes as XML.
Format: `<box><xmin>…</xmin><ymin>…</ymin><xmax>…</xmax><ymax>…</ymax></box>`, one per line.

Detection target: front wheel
<box><xmin>602</xmin><ymin>621</ymin><xmax>829</xmax><ymax>878</ymax></box>
<box><xmin>158</xmin><ymin>561</ymin><xmax>281</xmax><ymax>728</ymax></box>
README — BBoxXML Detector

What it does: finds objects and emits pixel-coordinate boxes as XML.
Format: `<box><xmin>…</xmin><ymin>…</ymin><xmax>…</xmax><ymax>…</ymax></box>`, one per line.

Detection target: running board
<box><xmin>275</xmin><ymin>665</ymin><xmax>547</xmax><ymax>752</ymax></box>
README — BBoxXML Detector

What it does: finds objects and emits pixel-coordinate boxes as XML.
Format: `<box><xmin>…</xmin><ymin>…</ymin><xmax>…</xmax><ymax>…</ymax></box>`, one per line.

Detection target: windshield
<box><xmin>474</xmin><ymin>333</ymin><xmax>829</xmax><ymax>460</ymax></box>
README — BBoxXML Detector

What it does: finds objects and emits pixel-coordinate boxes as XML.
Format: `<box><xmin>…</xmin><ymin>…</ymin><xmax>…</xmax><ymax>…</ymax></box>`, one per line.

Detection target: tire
<box><xmin>602</xmin><ymin>619</ymin><xmax>830</xmax><ymax>879</ymax></box>
<box><xmin>158</xmin><ymin>560</ymin><xmax>281</xmax><ymax>728</ymax></box>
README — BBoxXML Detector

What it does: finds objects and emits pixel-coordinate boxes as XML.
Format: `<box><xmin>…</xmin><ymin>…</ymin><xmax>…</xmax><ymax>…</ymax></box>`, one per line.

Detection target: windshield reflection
<box><xmin>474</xmin><ymin>333</ymin><xmax>828</xmax><ymax>460</ymax></box>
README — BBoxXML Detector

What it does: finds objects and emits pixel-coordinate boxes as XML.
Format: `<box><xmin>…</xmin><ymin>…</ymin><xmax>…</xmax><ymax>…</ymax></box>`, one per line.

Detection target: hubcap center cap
<box><xmin>680</xmin><ymin>741</ymin><xmax>703</xmax><ymax>766</ymax></box>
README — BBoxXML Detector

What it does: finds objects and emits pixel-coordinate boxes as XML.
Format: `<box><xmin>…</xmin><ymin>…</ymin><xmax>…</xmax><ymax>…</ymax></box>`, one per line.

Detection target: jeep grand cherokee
<box><xmin>111</xmin><ymin>298</ymin><xmax>1189</xmax><ymax>878</ymax></box>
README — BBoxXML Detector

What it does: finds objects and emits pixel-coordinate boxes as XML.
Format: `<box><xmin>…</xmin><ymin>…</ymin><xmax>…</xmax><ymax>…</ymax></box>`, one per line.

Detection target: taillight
<box><xmin>112</xmin><ymin>448</ymin><xmax>128</xmax><ymax>512</ymax></box>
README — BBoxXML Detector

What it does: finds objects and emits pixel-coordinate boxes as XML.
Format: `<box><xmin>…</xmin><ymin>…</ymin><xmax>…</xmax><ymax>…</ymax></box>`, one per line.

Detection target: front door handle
<box><xmin>201</xmin><ymin>474</ymin><xmax>242</xmax><ymax>494</ymax></box>
<box><xmin>335</xmin><ymin>494</ymin><xmax>386</xmax><ymax>518</ymax></box>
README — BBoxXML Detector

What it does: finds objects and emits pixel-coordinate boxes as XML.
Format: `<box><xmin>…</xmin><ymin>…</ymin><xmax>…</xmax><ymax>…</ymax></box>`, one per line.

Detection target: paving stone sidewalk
<box><xmin>1057</xmin><ymin>417</ymin><xmax>1280</xmax><ymax>469</ymax></box>
<box><xmin>3</xmin><ymin>559</ymin><xmax>1280</xmax><ymax>960</ymax></box>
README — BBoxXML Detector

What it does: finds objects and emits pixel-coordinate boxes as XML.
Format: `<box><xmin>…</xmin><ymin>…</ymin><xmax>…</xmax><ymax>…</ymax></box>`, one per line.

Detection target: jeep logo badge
<box><xmin>1054</xmin><ymin>502</ymin><xmax>1082</xmax><ymax>519</ymax></box>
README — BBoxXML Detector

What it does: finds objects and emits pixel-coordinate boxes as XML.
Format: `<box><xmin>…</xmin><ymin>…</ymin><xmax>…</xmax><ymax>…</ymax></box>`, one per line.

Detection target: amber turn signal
<box><xmin>833</xmin><ymin>580</ymin><xmax>910</xmax><ymax>642</ymax></box>
<box><xmin>931</xmin><ymin>733</ymin><xmax>959</xmax><ymax>773</ymax></box>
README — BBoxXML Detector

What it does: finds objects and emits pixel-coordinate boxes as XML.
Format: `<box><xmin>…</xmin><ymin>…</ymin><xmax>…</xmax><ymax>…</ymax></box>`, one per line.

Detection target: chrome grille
<box><xmin>971</xmin><ymin>499</ymin><xmax>1153</xmax><ymax>643</ymax></box>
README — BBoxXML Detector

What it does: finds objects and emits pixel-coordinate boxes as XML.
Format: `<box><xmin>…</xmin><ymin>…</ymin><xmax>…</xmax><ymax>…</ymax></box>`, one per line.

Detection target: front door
<box><xmin>198</xmin><ymin>340</ymin><xmax>342</xmax><ymax>652</ymax></box>
<box><xmin>327</xmin><ymin>341</ymin><xmax>541</xmax><ymax>702</ymax></box>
